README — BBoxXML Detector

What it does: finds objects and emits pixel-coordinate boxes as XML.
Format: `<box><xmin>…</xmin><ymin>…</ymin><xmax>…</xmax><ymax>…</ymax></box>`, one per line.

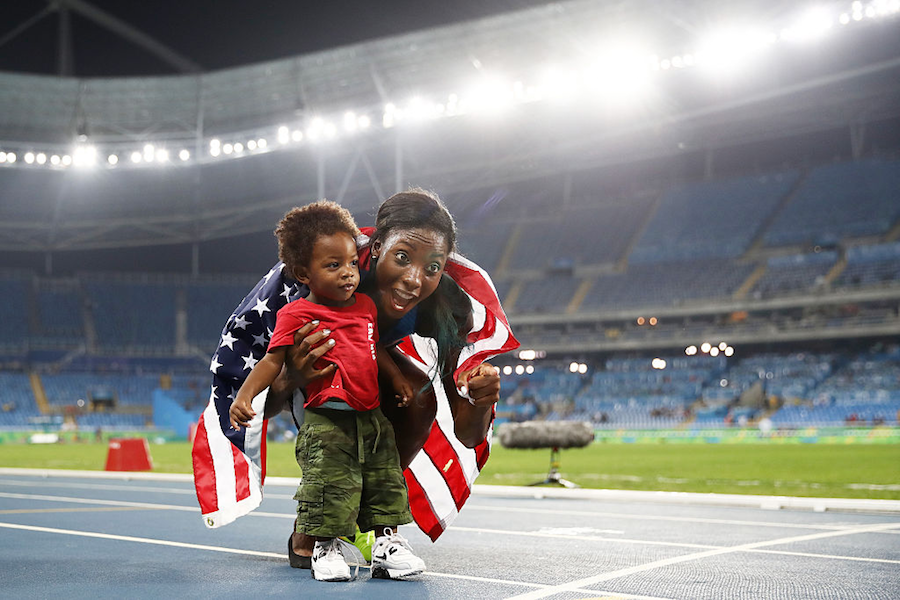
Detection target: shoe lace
<box><xmin>334</xmin><ymin>538</ymin><xmax>364</xmax><ymax>578</ymax></box>
<box><xmin>378</xmin><ymin>527</ymin><xmax>414</xmax><ymax>554</ymax></box>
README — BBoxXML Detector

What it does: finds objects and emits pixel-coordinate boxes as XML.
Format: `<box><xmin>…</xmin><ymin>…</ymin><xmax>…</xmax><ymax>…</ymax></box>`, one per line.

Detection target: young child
<box><xmin>228</xmin><ymin>200</ymin><xmax>426</xmax><ymax>582</ymax></box>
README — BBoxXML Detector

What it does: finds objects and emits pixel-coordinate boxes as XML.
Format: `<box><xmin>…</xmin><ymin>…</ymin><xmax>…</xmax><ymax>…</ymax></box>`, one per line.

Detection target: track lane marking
<box><xmin>3</xmin><ymin>491</ymin><xmax>897</xmax><ymax>568</ymax></box>
<box><xmin>0</xmin><ymin>480</ymin><xmax>870</xmax><ymax>532</ymax></box>
<box><xmin>0</xmin><ymin>521</ymin><xmax>661</xmax><ymax>598</ymax></box>
<box><xmin>0</xmin><ymin>507</ymin><xmax>157</xmax><ymax>515</ymax></box>
<box><xmin>503</xmin><ymin>521</ymin><xmax>900</xmax><ymax>600</ymax></box>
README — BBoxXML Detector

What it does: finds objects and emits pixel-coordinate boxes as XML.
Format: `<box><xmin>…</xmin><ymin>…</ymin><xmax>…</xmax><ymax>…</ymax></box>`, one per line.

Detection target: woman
<box><xmin>191</xmin><ymin>189</ymin><xmax>518</xmax><ymax>562</ymax></box>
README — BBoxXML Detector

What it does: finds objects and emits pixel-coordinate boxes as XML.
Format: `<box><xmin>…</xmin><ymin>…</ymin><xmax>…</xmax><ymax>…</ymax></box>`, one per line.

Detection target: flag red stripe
<box><xmin>474</xmin><ymin>438</ymin><xmax>491</xmax><ymax>471</ymax></box>
<box><xmin>231</xmin><ymin>442</ymin><xmax>251</xmax><ymax>502</ymax></box>
<box><xmin>191</xmin><ymin>414</ymin><xmax>219</xmax><ymax>515</ymax></box>
<box><xmin>422</xmin><ymin>423</ymin><xmax>471</xmax><ymax>510</ymax></box>
<box><xmin>260</xmin><ymin>420</ymin><xmax>268</xmax><ymax>485</ymax></box>
<box><xmin>404</xmin><ymin>468</ymin><xmax>444</xmax><ymax>542</ymax></box>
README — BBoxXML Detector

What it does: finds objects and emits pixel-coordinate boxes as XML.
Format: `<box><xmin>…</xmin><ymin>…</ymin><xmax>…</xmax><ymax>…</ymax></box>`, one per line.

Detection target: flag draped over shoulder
<box><xmin>191</xmin><ymin>228</ymin><xmax>519</xmax><ymax>537</ymax></box>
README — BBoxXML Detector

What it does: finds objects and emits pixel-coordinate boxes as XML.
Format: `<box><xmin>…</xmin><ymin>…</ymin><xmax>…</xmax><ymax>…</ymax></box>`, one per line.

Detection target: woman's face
<box><xmin>371</xmin><ymin>227</ymin><xmax>449</xmax><ymax>321</ymax></box>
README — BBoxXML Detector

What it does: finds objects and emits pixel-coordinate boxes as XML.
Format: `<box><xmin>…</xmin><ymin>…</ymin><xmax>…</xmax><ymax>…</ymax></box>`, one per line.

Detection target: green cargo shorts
<box><xmin>293</xmin><ymin>406</ymin><xmax>412</xmax><ymax>538</ymax></box>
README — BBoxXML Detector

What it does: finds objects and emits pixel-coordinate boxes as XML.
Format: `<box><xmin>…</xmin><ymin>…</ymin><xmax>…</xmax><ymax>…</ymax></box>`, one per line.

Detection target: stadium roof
<box><xmin>0</xmin><ymin>0</ymin><xmax>899</xmax><ymax>252</ymax></box>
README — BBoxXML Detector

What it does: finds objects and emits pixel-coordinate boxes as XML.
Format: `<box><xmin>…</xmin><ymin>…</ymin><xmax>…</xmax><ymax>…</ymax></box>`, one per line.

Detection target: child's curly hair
<box><xmin>275</xmin><ymin>200</ymin><xmax>360</xmax><ymax>279</ymax></box>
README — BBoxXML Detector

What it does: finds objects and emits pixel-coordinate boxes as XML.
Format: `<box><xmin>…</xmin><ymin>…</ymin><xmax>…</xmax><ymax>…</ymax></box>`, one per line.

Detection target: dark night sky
<box><xmin>1</xmin><ymin>0</ymin><xmax>552</xmax><ymax>77</ymax></box>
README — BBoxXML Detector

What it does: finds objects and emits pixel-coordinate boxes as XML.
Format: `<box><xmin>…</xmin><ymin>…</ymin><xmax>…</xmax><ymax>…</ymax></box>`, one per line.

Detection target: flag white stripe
<box><xmin>408</xmin><ymin>448</ymin><xmax>459</xmax><ymax>530</ymax></box>
<box><xmin>202</xmin><ymin>399</ymin><xmax>237</xmax><ymax>527</ymax></box>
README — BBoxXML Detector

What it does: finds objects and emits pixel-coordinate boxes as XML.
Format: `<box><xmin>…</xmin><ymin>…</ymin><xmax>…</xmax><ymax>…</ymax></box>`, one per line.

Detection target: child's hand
<box><xmin>393</xmin><ymin>375</ymin><xmax>415</xmax><ymax>408</ymax></box>
<box><xmin>229</xmin><ymin>395</ymin><xmax>256</xmax><ymax>429</ymax></box>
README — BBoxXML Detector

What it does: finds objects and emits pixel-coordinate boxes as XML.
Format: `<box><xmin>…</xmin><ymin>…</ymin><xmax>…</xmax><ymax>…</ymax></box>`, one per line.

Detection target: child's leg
<box><xmin>295</xmin><ymin>408</ymin><xmax>364</xmax><ymax>580</ymax></box>
<box><xmin>357</xmin><ymin>408</ymin><xmax>425</xmax><ymax>579</ymax></box>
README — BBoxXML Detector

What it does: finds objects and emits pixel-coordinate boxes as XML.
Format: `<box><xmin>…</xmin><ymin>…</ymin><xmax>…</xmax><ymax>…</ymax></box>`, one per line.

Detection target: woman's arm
<box><xmin>263</xmin><ymin>321</ymin><xmax>337</xmax><ymax>419</ymax></box>
<box><xmin>445</xmin><ymin>361</ymin><xmax>501</xmax><ymax>447</ymax></box>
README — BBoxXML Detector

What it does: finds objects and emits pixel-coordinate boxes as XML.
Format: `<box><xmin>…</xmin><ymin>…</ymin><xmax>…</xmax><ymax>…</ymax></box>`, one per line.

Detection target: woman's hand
<box><xmin>282</xmin><ymin>320</ymin><xmax>337</xmax><ymax>387</ymax></box>
<box><xmin>456</xmin><ymin>363</ymin><xmax>501</xmax><ymax>407</ymax></box>
<box><xmin>265</xmin><ymin>321</ymin><xmax>336</xmax><ymax>416</ymax></box>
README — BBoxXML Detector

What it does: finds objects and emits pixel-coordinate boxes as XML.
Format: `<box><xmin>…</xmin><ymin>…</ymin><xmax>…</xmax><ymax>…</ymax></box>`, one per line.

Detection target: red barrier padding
<box><xmin>105</xmin><ymin>438</ymin><xmax>153</xmax><ymax>471</ymax></box>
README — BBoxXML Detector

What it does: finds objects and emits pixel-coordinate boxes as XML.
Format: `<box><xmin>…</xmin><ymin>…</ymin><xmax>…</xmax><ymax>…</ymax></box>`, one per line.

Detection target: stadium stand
<box><xmin>751</xmin><ymin>250</ymin><xmax>838</xmax><ymax>298</ymax></box>
<box><xmin>763</xmin><ymin>158</ymin><xmax>900</xmax><ymax>247</ymax></box>
<box><xmin>629</xmin><ymin>171</ymin><xmax>799</xmax><ymax>263</ymax></box>
<box><xmin>835</xmin><ymin>242</ymin><xmax>900</xmax><ymax>288</ymax></box>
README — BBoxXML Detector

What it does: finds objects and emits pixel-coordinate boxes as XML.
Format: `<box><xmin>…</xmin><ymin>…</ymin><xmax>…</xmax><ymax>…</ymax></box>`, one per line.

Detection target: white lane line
<box><xmin>0</xmin><ymin>521</ymin><xmax>644</xmax><ymax>597</ymax></box>
<box><xmin>465</xmin><ymin>504</ymin><xmax>858</xmax><ymax>531</ymax></box>
<box><xmin>0</xmin><ymin>478</ymin><xmax>299</xmax><ymax>500</ymax></box>
<box><xmin>503</xmin><ymin>521</ymin><xmax>900</xmax><ymax>600</ymax></box>
<box><xmin>0</xmin><ymin>521</ymin><xmax>284</xmax><ymax>558</ymax></box>
<box><xmin>4</xmin><ymin>491</ymin><xmax>897</xmax><ymax>568</ymax></box>
<box><xmin>449</xmin><ymin>526</ymin><xmax>719</xmax><ymax>551</ymax></box>
<box><xmin>748</xmin><ymin>548</ymin><xmax>900</xmax><ymax>565</ymax></box>
<box><xmin>0</xmin><ymin>480</ymin><xmax>868</xmax><ymax>532</ymax></box>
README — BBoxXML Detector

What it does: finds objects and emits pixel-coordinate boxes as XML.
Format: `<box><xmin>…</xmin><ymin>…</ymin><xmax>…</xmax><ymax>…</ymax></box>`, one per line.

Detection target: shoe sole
<box><xmin>312</xmin><ymin>568</ymin><xmax>351</xmax><ymax>582</ymax></box>
<box><xmin>371</xmin><ymin>565</ymin><xmax>425</xmax><ymax>580</ymax></box>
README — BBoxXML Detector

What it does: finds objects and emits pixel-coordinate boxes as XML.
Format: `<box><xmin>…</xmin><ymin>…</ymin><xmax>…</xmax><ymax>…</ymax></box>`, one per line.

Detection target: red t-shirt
<box><xmin>267</xmin><ymin>294</ymin><xmax>379</xmax><ymax>410</ymax></box>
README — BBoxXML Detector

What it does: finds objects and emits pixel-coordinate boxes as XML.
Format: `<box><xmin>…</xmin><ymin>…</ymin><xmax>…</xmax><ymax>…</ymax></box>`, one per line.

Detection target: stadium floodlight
<box><xmin>209</xmin><ymin>146</ymin><xmax>221</xmax><ymax>157</ymax></box>
<box><xmin>0</xmin><ymin>152</ymin><xmax>6</xmax><ymax>163</ymax></box>
<box><xmin>502</xmin><ymin>365</ymin><xmax>513</xmax><ymax>376</ymax></box>
<box><xmin>652</xmin><ymin>358</ymin><xmax>667</xmax><ymax>370</ymax></box>
<box><xmin>685</xmin><ymin>345</ymin><xmax>697</xmax><ymax>356</ymax></box>
<box><xmin>718</xmin><ymin>342</ymin><xmax>727</xmax><ymax>350</ymax></box>
<box><xmin>525</xmin><ymin>365</ymin><xmax>535</xmax><ymax>374</ymax></box>
<box><xmin>323</xmin><ymin>122</ymin><xmax>337</xmax><ymax>139</ymax></box>
<box><xmin>130</xmin><ymin>151</ymin><xmax>142</xmax><ymax>163</ymax></box>
<box><xmin>781</xmin><ymin>7</ymin><xmax>833</xmax><ymax>42</ymax></box>
<box><xmin>143</xmin><ymin>144</ymin><xmax>155</xmax><ymax>162</ymax></box>
<box><xmin>518</xmin><ymin>349</ymin><xmax>537</xmax><ymax>361</ymax></box>
<box><xmin>538</xmin><ymin>65</ymin><xmax>580</xmax><ymax>104</ymax></box>
<box><xmin>578</xmin><ymin>363</ymin><xmax>588</xmax><ymax>374</ymax></box>
<box><xmin>291</xmin><ymin>129</ymin><xmax>303</xmax><ymax>142</ymax></box>
<box><xmin>108</xmin><ymin>154</ymin><xmax>119</xmax><ymax>165</ymax></box>
<box><xmin>357</xmin><ymin>115</ymin><xmax>371</xmax><ymax>130</ymax></box>
<box><xmin>222</xmin><ymin>143</ymin><xmax>233</xmax><ymax>155</ymax></box>
<box><xmin>50</xmin><ymin>155</ymin><xmax>61</xmax><ymax>165</ymax></box>
<box><xmin>25</xmin><ymin>152</ymin><xmax>35</xmax><ymax>164</ymax></box>
<box><xmin>6</xmin><ymin>152</ymin><xmax>15</xmax><ymax>163</ymax></box>
<box><xmin>569</xmin><ymin>361</ymin><xmax>579</xmax><ymax>373</ymax></box>
<box><xmin>36</xmin><ymin>153</ymin><xmax>47</xmax><ymax>165</ymax></box>
<box><xmin>710</xmin><ymin>347</ymin><xmax>720</xmax><ymax>357</ymax></box>
<box><xmin>515</xmin><ymin>365</ymin><xmax>525</xmax><ymax>375</ymax></box>
<box><xmin>694</xmin><ymin>26</ymin><xmax>772</xmax><ymax>76</ymax></box>
<box><xmin>343</xmin><ymin>111</ymin><xmax>359</xmax><ymax>132</ymax></box>
<box><xmin>725</xmin><ymin>346</ymin><xmax>735</xmax><ymax>357</ymax></box>
<box><xmin>156</xmin><ymin>149</ymin><xmax>169</xmax><ymax>162</ymax></box>
<box><xmin>61</xmin><ymin>155</ymin><xmax>72</xmax><ymax>166</ymax></box>
<box><xmin>73</xmin><ymin>145</ymin><xmax>97</xmax><ymax>167</ymax></box>
<box><xmin>257</xmin><ymin>138</ymin><xmax>267</xmax><ymax>149</ymax></box>
<box><xmin>179</xmin><ymin>149</ymin><xmax>190</xmax><ymax>161</ymax></box>
<box><xmin>233</xmin><ymin>142</ymin><xmax>244</xmax><ymax>154</ymax></box>
<box><xmin>700</xmin><ymin>342</ymin><xmax>712</xmax><ymax>353</ymax></box>
<box><xmin>247</xmin><ymin>140</ymin><xmax>257</xmax><ymax>150</ymax></box>
<box><xmin>839</xmin><ymin>12</ymin><xmax>851</xmax><ymax>24</ymax></box>
<box><xmin>277</xmin><ymin>126</ymin><xmax>290</xmax><ymax>144</ymax></box>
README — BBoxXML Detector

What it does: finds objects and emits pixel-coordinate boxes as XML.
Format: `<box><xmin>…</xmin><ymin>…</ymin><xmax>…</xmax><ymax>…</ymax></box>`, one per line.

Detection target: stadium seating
<box><xmin>834</xmin><ymin>242</ymin><xmax>900</xmax><ymax>288</ymax></box>
<box><xmin>764</xmin><ymin>158</ymin><xmax>900</xmax><ymax>247</ymax></box>
<box><xmin>630</xmin><ymin>171</ymin><xmax>798</xmax><ymax>263</ymax></box>
<box><xmin>751</xmin><ymin>251</ymin><xmax>838</xmax><ymax>297</ymax></box>
<box><xmin>83</xmin><ymin>279</ymin><xmax>177</xmax><ymax>351</ymax></box>
<box><xmin>579</xmin><ymin>259</ymin><xmax>756</xmax><ymax>310</ymax></box>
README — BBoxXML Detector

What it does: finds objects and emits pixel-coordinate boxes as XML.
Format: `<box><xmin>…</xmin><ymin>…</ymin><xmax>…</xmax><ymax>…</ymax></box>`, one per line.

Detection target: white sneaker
<box><xmin>370</xmin><ymin>529</ymin><xmax>426</xmax><ymax>579</ymax></box>
<box><xmin>311</xmin><ymin>539</ymin><xmax>351</xmax><ymax>582</ymax></box>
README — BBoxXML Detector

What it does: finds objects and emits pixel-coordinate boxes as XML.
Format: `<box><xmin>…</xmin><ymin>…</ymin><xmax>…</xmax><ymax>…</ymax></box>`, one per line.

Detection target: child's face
<box><xmin>298</xmin><ymin>232</ymin><xmax>360</xmax><ymax>306</ymax></box>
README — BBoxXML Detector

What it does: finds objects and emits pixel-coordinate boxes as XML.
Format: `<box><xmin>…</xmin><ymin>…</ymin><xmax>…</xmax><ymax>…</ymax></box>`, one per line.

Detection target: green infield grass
<box><xmin>2</xmin><ymin>441</ymin><xmax>898</xmax><ymax>500</ymax></box>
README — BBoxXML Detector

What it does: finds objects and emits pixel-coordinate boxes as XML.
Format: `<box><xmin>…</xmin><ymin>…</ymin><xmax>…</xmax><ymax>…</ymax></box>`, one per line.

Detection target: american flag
<box><xmin>191</xmin><ymin>228</ymin><xmax>520</xmax><ymax>537</ymax></box>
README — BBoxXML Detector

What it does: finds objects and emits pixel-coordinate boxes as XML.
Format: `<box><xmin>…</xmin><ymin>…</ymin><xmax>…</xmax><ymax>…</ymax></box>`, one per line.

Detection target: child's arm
<box><xmin>376</xmin><ymin>343</ymin><xmax>415</xmax><ymax>407</ymax></box>
<box><xmin>229</xmin><ymin>348</ymin><xmax>287</xmax><ymax>429</ymax></box>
